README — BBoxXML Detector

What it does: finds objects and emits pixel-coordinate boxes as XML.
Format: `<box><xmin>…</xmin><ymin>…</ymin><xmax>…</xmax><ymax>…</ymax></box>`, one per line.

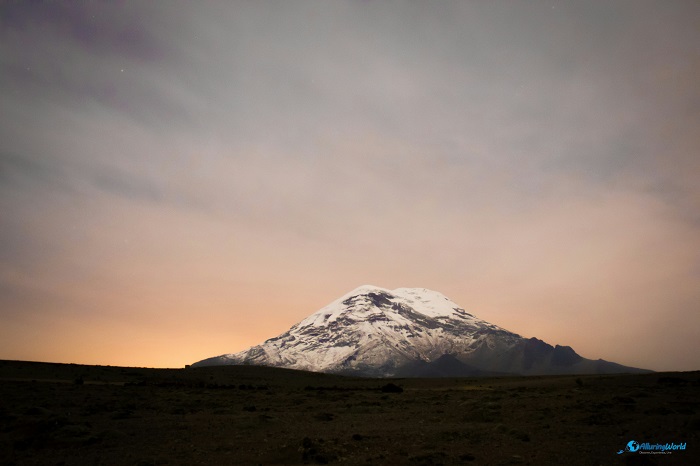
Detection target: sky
<box><xmin>1</xmin><ymin>1</ymin><xmax>699</xmax><ymax>371</ymax></box>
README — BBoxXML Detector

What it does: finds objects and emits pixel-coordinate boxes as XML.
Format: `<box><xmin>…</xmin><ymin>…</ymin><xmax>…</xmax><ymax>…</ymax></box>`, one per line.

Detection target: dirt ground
<box><xmin>0</xmin><ymin>360</ymin><xmax>698</xmax><ymax>465</ymax></box>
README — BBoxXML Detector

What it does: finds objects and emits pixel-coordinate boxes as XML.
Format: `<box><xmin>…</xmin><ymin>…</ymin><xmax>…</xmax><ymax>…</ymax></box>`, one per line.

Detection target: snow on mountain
<box><xmin>193</xmin><ymin>285</ymin><xmax>650</xmax><ymax>377</ymax></box>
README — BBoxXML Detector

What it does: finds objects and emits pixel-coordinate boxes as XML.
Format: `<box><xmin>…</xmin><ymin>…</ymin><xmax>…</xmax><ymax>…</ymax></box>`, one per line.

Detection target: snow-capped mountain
<box><xmin>193</xmin><ymin>285</ymin><xmax>649</xmax><ymax>377</ymax></box>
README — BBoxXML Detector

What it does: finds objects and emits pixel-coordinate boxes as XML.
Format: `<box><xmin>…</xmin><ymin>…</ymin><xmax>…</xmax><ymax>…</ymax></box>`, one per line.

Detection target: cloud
<box><xmin>0</xmin><ymin>1</ymin><xmax>698</xmax><ymax>369</ymax></box>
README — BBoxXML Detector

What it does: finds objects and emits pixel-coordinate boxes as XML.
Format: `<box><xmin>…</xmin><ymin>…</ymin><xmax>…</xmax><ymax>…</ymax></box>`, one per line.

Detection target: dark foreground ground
<box><xmin>0</xmin><ymin>360</ymin><xmax>697</xmax><ymax>466</ymax></box>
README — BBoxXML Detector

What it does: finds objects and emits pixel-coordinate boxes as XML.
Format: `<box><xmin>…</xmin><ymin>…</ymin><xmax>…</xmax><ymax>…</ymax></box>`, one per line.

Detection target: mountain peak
<box><xmin>193</xmin><ymin>285</ymin><xmax>651</xmax><ymax>377</ymax></box>
<box><xmin>345</xmin><ymin>284</ymin><xmax>389</xmax><ymax>295</ymax></box>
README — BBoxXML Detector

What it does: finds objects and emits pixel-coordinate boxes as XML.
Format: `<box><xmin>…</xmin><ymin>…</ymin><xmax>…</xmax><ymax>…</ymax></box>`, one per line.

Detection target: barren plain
<box><xmin>1</xmin><ymin>360</ymin><xmax>697</xmax><ymax>465</ymax></box>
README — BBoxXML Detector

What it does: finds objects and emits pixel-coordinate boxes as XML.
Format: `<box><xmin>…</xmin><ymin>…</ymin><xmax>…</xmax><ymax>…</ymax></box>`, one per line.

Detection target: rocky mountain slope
<box><xmin>193</xmin><ymin>285</ymin><xmax>649</xmax><ymax>377</ymax></box>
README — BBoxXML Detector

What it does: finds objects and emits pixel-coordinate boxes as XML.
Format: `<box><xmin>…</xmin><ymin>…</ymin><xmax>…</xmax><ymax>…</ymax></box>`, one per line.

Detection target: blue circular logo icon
<box><xmin>626</xmin><ymin>440</ymin><xmax>640</xmax><ymax>452</ymax></box>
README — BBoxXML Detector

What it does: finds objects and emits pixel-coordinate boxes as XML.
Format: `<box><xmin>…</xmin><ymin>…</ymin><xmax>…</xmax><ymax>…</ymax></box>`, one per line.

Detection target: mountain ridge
<box><xmin>193</xmin><ymin>285</ymin><xmax>650</xmax><ymax>377</ymax></box>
